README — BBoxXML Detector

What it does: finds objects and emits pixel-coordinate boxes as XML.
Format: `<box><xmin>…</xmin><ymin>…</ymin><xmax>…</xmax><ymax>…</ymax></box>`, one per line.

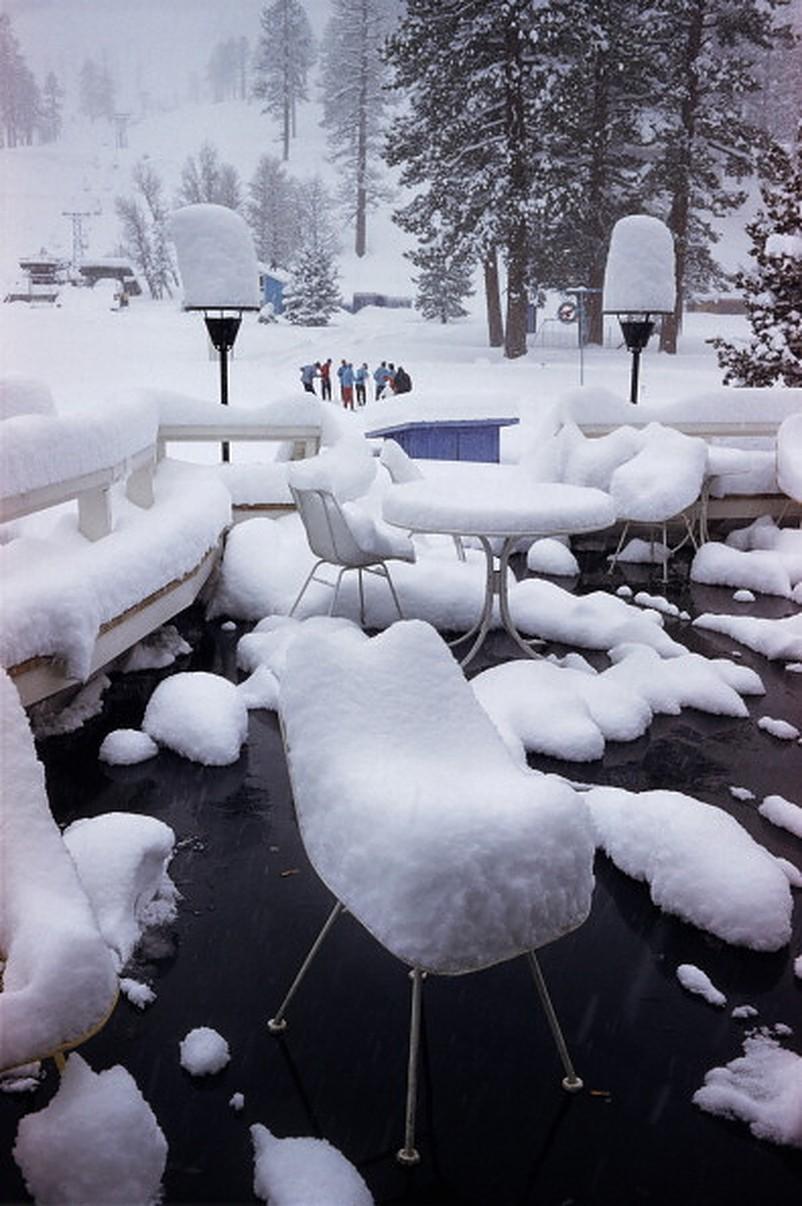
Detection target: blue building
<box><xmin>259</xmin><ymin>267</ymin><xmax>290</xmax><ymax>316</ymax></box>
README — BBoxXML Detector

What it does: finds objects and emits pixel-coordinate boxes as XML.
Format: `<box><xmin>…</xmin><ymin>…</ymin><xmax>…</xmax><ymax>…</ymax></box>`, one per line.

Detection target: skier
<box><xmin>355</xmin><ymin>362</ymin><xmax>369</xmax><ymax>406</ymax></box>
<box><xmin>341</xmin><ymin>361</ymin><xmax>355</xmax><ymax>410</ymax></box>
<box><xmin>300</xmin><ymin>363</ymin><xmax>320</xmax><ymax>394</ymax></box>
<box><xmin>336</xmin><ymin>358</ymin><xmax>348</xmax><ymax>402</ymax></box>
<box><xmin>320</xmin><ymin>358</ymin><xmax>333</xmax><ymax>401</ymax></box>
<box><xmin>373</xmin><ymin>361</ymin><xmax>391</xmax><ymax>400</ymax></box>
<box><xmin>393</xmin><ymin>365</ymin><xmax>412</xmax><ymax>395</ymax></box>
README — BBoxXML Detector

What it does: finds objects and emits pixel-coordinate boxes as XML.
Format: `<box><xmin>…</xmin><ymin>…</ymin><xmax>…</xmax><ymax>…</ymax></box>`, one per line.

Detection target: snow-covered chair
<box><xmin>269</xmin><ymin>620</ymin><xmax>596</xmax><ymax>1164</ymax></box>
<box><xmin>607</xmin><ymin>424</ymin><xmax>708</xmax><ymax>581</ymax></box>
<box><xmin>378</xmin><ymin>438</ymin><xmax>466</xmax><ymax>560</ymax></box>
<box><xmin>288</xmin><ymin>484</ymin><xmax>416</xmax><ymax>624</ymax></box>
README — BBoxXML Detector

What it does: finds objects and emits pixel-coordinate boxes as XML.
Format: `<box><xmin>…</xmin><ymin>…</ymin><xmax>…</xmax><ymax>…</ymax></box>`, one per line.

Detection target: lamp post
<box><xmin>185</xmin><ymin>308</ymin><xmax>250</xmax><ymax>462</ymax></box>
<box><xmin>602</xmin><ymin>215</ymin><xmax>676</xmax><ymax>405</ymax></box>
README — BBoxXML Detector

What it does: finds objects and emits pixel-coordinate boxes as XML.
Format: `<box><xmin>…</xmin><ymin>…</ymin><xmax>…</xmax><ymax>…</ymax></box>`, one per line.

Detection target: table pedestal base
<box><xmin>450</xmin><ymin>537</ymin><xmax>543</xmax><ymax>668</ymax></box>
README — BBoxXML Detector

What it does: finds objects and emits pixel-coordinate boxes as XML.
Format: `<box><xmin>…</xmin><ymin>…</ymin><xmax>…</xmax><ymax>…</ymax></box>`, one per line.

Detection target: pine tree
<box><xmin>411</xmin><ymin>239</ymin><xmax>475</xmax><ymax>323</ymax></box>
<box><xmin>79</xmin><ymin>58</ymin><xmax>115</xmax><ymax>122</ymax></box>
<box><xmin>283</xmin><ymin>175</ymin><xmax>341</xmax><ymax>325</ymax></box>
<box><xmin>177</xmin><ymin>142</ymin><xmax>242</xmax><ymax>210</ymax></box>
<box><xmin>253</xmin><ymin>0</ymin><xmax>316</xmax><ymax>161</ymax></box>
<box><xmin>711</xmin><ymin>126</ymin><xmax>802</xmax><ymax>387</ymax></box>
<box><xmin>0</xmin><ymin>13</ymin><xmax>38</xmax><ymax>148</ymax></box>
<box><xmin>386</xmin><ymin>0</ymin><xmax>547</xmax><ymax>358</ymax></box>
<box><xmin>39</xmin><ymin>71</ymin><xmax>64</xmax><ymax>143</ymax></box>
<box><xmin>246</xmin><ymin>154</ymin><xmax>297</xmax><ymax>267</ymax></box>
<box><xmin>320</xmin><ymin>0</ymin><xmax>399</xmax><ymax>257</ymax></box>
<box><xmin>645</xmin><ymin>0</ymin><xmax>793</xmax><ymax>353</ymax></box>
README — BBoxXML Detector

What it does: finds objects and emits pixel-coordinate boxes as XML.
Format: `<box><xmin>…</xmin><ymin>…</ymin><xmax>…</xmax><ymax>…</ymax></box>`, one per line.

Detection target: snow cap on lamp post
<box><xmin>603</xmin><ymin>214</ymin><xmax>675</xmax><ymax>403</ymax></box>
<box><xmin>170</xmin><ymin>203</ymin><xmax>260</xmax><ymax>310</ymax></box>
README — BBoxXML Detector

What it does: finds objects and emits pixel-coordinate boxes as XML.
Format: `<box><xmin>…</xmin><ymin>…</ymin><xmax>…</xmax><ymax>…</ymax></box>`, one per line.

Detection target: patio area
<box><xmin>1</xmin><ymin>542</ymin><xmax>800</xmax><ymax>1206</ymax></box>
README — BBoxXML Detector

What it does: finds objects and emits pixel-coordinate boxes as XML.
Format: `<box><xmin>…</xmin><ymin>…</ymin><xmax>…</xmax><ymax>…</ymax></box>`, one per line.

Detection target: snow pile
<box><xmin>122</xmin><ymin>625</ymin><xmax>191</xmax><ymax>672</ymax></box>
<box><xmin>694</xmin><ymin>1034</ymin><xmax>802</xmax><ymax>1148</ymax></box>
<box><xmin>676</xmin><ymin>964</ymin><xmax>726</xmax><ymax>1007</ymax></box>
<box><xmin>757</xmin><ymin>716</ymin><xmax>800</xmax><ymax>741</ymax></box>
<box><xmin>693</xmin><ymin>610</ymin><xmax>802</xmax><ymax>661</ymax></box>
<box><xmin>170</xmin><ymin>203</ymin><xmax>260</xmax><ymax>309</ymax></box>
<box><xmin>559</xmin><ymin>423</ymin><xmax>641</xmax><ymax>490</ymax></box>
<box><xmin>287</xmin><ymin>437</ymin><xmax>377</xmax><ymax>502</ymax></box>
<box><xmin>610</xmin><ymin>536</ymin><xmax>669</xmax><ymax>565</ymax></box>
<box><xmin>526</xmin><ymin>537</ymin><xmax>579</xmax><ymax>577</ymax></box>
<box><xmin>473</xmin><ymin>644</ymin><xmax>762</xmax><ymax>763</ymax></box>
<box><xmin>143</xmin><ymin>671</ymin><xmax>248</xmax><ymax>765</ymax></box>
<box><xmin>602</xmin><ymin>215</ymin><xmax>675</xmax><ymax>314</ymax></box>
<box><xmin>0</xmin><ymin>670</ymin><xmax>117</xmax><ymax>1071</ymax></box>
<box><xmin>0</xmin><ymin>396</ymin><xmax>157</xmax><ymax>501</ymax></box>
<box><xmin>179</xmin><ymin>1027</ymin><xmax>231</xmax><ymax>1076</ymax></box>
<box><xmin>759</xmin><ymin>795</ymin><xmax>802</xmax><ymax>839</ymax></box>
<box><xmin>238</xmin><ymin>615</ymin><xmax>365</xmax><ymax>685</ymax></box>
<box><xmin>99</xmin><ymin>729</ymin><xmax>160</xmax><ymax>766</ymax></box>
<box><xmin>251</xmin><ymin>1125</ymin><xmax>374</xmax><ymax>1206</ymax></box>
<box><xmin>777</xmin><ymin>412</ymin><xmax>802</xmax><ymax>501</ymax></box>
<box><xmin>280</xmin><ymin>620</ymin><xmax>595</xmax><ymax>973</ymax></box>
<box><xmin>62</xmin><ymin>812</ymin><xmax>177</xmax><ymax>971</ymax></box>
<box><xmin>119</xmin><ymin>979</ymin><xmax>156</xmax><ymax>1010</ymax></box>
<box><xmin>378</xmin><ymin>437</ymin><xmax>424</xmax><ymax>484</ymax></box>
<box><xmin>692</xmin><ymin>543</ymin><xmax>793</xmax><ymax>598</ymax></box>
<box><xmin>508</xmin><ymin>579</ymin><xmax>686</xmax><ymax>656</ymax></box>
<box><xmin>587</xmin><ymin>786</ymin><xmax>792</xmax><ymax>950</ymax></box>
<box><xmin>13</xmin><ymin>1054</ymin><xmax>167</xmax><ymax>1204</ymax></box>
<box><xmin>609</xmin><ymin>424</ymin><xmax>707</xmax><ymax>522</ymax></box>
<box><xmin>31</xmin><ymin>674</ymin><xmax>110</xmax><ymax>739</ymax></box>
<box><xmin>0</xmin><ymin>376</ymin><xmax>56</xmax><ymax>420</ymax></box>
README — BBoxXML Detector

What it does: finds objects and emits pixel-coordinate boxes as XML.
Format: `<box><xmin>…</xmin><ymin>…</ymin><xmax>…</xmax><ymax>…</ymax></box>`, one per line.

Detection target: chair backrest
<box><xmin>290</xmin><ymin>485</ymin><xmax>366</xmax><ymax>566</ymax></box>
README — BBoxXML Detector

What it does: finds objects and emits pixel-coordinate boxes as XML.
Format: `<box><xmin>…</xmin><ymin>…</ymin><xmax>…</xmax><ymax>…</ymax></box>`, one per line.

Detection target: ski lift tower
<box><xmin>113</xmin><ymin>113</ymin><xmax>132</xmax><ymax>150</ymax></box>
<box><xmin>62</xmin><ymin>207</ymin><xmax>99</xmax><ymax>277</ymax></box>
<box><xmin>170</xmin><ymin>204</ymin><xmax>261</xmax><ymax>463</ymax></box>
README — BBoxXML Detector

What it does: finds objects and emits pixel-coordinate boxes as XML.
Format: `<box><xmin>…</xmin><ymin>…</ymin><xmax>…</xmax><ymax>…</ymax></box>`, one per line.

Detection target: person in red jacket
<box><xmin>319</xmin><ymin>358</ymin><xmax>332</xmax><ymax>401</ymax></box>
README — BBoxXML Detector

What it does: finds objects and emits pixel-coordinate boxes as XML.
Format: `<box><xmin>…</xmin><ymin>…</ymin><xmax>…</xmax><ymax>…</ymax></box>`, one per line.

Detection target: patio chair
<box><xmin>268</xmin><ymin>620</ymin><xmax>596</xmax><ymax>1165</ymax></box>
<box><xmin>289</xmin><ymin>483</ymin><xmax>416</xmax><ymax>625</ymax></box>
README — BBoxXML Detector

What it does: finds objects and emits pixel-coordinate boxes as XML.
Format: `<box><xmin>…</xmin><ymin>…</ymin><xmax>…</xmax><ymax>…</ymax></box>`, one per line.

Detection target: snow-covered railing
<box><xmin>152</xmin><ymin>392</ymin><xmax>323</xmax><ymax>463</ymax></box>
<box><xmin>0</xmin><ymin>400</ymin><xmax>158</xmax><ymax>541</ymax></box>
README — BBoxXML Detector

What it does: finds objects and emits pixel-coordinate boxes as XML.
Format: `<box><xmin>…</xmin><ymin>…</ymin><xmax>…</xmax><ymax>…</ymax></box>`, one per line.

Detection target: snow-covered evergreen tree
<box><xmin>283</xmin><ymin>175</ymin><xmax>340</xmax><ymax>325</ymax></box>
<box><xmin>645</xmin><ymin>0</ymin><xmax>793</xmax><ymax>352</ymax></box>
<box><xmin>246</xmin><ymin>155</ymin><xmax>297</xmax><ymax>268</ymax></box>
<box><xmin>0</xmin><ymin>14</ymin><xmax>40</xmax><ymax>148</ymax></box>
<box><xmin>386</xmin><ymin>0</ymin><xmax>547</xmax><ymax>358</ymax></box>
<box><xmin>320</xmin><ymin>0</ymin><xmax>399</xmax><ymax>257</ymax></box>
<box><xmin>411</xmin><ymin>239</ymin><xmax>475</xmax><ymax>323</ymax></box>
<box><xmin>39</xmin><ymin>71</ymin><xmax>64</xmax><ymax>143</ymax></box>
<box><xmin>253</xmin><ymin>0</ymin><xmax>316</xmax><ymax>161</ymax></box>
<box><xmin>116</xmin><ymin>159</ymin><xmax>177</xmax><ymax>299</ymax></box>
<box><xmin>79</xmin><ymin>58</ymin><xmax>115</xmax><ymax>122</ymax></box>
<box><xmin>207</xmin><ymin>37</ymin><xmax>249</xmax><ymax>102</ymax></box>
<box><xmin>177</xmin><ymin>143</ymin><xmax>242</xmax><ymax>210</ymax></box>
<box><xmin>712</xmin><ymin>126</ymin><xmax>802</xmax><ymax>387</ymax></box>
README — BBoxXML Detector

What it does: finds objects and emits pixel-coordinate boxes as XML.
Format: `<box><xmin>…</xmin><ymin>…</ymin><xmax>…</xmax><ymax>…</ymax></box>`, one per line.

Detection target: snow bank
<box><xmin>0</xmin><ymin>376</ymin><xmax>56</xmax><ymax>420</ymax></box>
<box><xmin>587</xmin><ymin>786</ymin><xmax>792</xmax><ymax>950</ymax></box>
<box><xmin>0</xmin><ymin>671</ymin><xmax>117</xmax><ymax>1070</ymax></box>
<box><xmin>526</xmin><ymin>537</ymin><xmax>579</xmax><ymax>576</ymax></box>
<box><xmin>170</xmin><ymin>203</ymin><xmax>260</xmax><ymax>309</ymax></box>
<box><xmin>179</xmin><ymin>1027</ymin><xmax>230</xmax><ymax>1076</ymax></box>
<box><xmin>693</xmin><ymin>611</ymin><xmax>802</xmax><ymax>661</ymax></box>
<box><xmin>777</xmin><ymin>412</ymin><xmax>802</xmax><ymax>502</ymax></box>
<box><xmin>508</xmin><ymin>579</ymin><xmax>686</xmax><ymax>656</ymax></box>
<box><xmin>757</xmin><ymin>716</ymin><xmax>800</xmax><ymax>741</ymax></box>
<box><xmin>13</xmin><ymin>1054</ymin><xmax>167</xmax><ymax>1203</ymax></box>
<box><xmin>143</xmin><ymin>671</ymin><xmax>248</xmax><ymax>765</ymax></box>
<box><xmin>280</xmin><ymin>621</ymin><xmax>595</xmax><ymax>974</ymax></box>
<box><xmin>694</xmin><ymin>1034</ymin><xmax>802</xmax><ymax>1148</ymax></box>
<box><xmin>603</xmin><ymin>215</ymin><xmax>675</xmax><ymax>314</ymax></box>
<box><xmin>251</xmin><ymin>1125</ymin><xmax>374</xmax><ymax>1206</ymax></box>
<box><xmin>62</xmin><ymin>813</ymin><xmax>177</xmax><ymax>972</ymax></box>
<box><xmin>692</xmin><ymin>543</ymin><xmax>793</xmax><ymax>598</ymax></box>
<box><xmin>99</xmin><ymin>730</ymin><xmax>159</xmax><ymax>766</ymax></box>
<box><xmin>0</xmin><ymin>397</ymin><xmax>157</xmax><ymax>501</ymax></box>
<box><xmin>609</xmin><ymin>425</ymin><xmax>707</xmax><ymax>521</ymax></box>
<box><xmin>759</xmin><ymin>795</ymin><xmax>802</xmax><ymax>839</ymax></box>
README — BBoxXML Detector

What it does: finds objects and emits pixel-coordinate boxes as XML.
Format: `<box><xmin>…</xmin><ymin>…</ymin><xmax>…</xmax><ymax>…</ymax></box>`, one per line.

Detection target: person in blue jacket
<box><xmin>355</xmin><ymin>362</ymin><xmax>369</xmax><ymax>406</ymax></box>
<box><xmin>300</xmin><ymin>363</ymin><xmax>320</xmax><ymax>394</ymax></box>
<box><xmin>373</xmin><ymin>361</ymin><xmax>391</xmax><ymax>400</ymax></box>
<box><xmin>341</xmin><ymin>361</ymin><xmax>355</xmax><ymax>410</ymax></box>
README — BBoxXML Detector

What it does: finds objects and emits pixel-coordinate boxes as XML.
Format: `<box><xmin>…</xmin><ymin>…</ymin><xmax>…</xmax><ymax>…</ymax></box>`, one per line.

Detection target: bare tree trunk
<box><xmin>483</xmin><ymin>252</ymin><xmax>504</xmax><ymax>347</ymax></box>
<box><xmin>282</xmin><ymin>96</ymin><xmax>290</xmax><ymax>161</ymax></box>
<box><xmin>502</xmin><ymin>15</ymin><xmax>529</xmax><ymax>360</ymax></box>
<box><xmin>354</xmin><ymin>4</ymin><xmax>369</xmax><ymax>257</ymax></box>
<box><xmin>586</xmin><ymin>56</ymin><xmax>610</xmax><ymax>346</ymax></box>
<box><xmin>504</xmin><ymin>228</ymin><xmax>529</xmax><ymax>360</ymax></box>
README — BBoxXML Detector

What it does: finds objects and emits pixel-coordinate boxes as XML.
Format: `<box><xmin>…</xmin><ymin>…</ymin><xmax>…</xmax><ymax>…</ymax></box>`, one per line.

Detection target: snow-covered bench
<box><xmin>273</xmin><ymin>619</ymin><xmax>596</xmax><ymax>1162</ymax></box>
<box><xmin>0</xmin><ymin>670</ymin><xmax>118</xmax><ymax>1071</ymax></box>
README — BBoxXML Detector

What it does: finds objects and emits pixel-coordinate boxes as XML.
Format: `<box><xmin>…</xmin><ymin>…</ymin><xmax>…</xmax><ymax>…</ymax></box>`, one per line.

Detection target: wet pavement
<box><xmin>1</xmin><ymin>544</ymin><xmax>801</xmax><ymax>1205</ymax></box>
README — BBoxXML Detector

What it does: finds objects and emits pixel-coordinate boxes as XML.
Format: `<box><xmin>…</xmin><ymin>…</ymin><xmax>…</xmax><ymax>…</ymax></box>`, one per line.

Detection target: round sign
<box><xmin>557</xmin><ymin>300</ymin><xmax>577</xmax><ymax>324</ymax></box>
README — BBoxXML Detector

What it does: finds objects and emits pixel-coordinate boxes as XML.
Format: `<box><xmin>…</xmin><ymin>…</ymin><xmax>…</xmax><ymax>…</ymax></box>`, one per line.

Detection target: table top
<box><xmin>383</xmin><ymin>470</ymin><xmax>617</xmax><ymax>538</ymax></box>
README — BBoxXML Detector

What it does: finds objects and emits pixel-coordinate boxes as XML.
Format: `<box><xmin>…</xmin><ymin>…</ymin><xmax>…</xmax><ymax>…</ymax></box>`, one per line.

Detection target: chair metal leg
<box><xmin>383</xmin><ymin>564</ymin><xmax>406</xmax><ymax>621</ymax></box>
<box><xmin>525</xmin><ymin>951</ymin><xmax>583</xmax><ymax>1093</ymax></box>
<box><xmin>289</xmin><ymin>560</ymin><xmax>326</xmax><ymax>617</ymax></box>
<box><xmin>396</xmin><ymin>967</ymin><xmax>424</xmax><ymax>1165</ymax></box>
<box><xmin>607</xmin><ymin>522</ymin><xmax>630</xmax><ymax>574</ymax></box>
<box><xmin>357</xmin><ymin>568</ymin><xmax>366</xmax><ymax>626</ymax></box>
<box><xmin>328</xmin><ymin>568</ymin><xmax>348</xmax><ymax>616</ymax></box>
<box><xmin>268</xmin><ymin>902</ymin><xmax>344</xmax><ymax>1033</ymax></box>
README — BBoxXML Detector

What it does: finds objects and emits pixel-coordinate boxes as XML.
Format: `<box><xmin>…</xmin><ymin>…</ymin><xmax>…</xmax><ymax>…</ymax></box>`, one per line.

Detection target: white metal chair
<box><xmin>268</xmin><ymin>620</ymin><xmax>596</xmax><ymax>1165</ymax></box>
<box><xmin>289</xmin><ymin>484</ymin><xmax>416</xmax><ymax>625</ymax></box>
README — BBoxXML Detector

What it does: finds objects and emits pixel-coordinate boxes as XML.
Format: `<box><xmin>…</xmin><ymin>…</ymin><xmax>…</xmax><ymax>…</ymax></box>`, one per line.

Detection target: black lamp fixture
<box><xmin>186</xmin><ymin>306</ymin><xmax>255</xmax><ymax>462</ymax></box>
<box><xmin>617</xmin><ymin>312</ymin><xmax>656</xmax><ymax>405</ymax></box>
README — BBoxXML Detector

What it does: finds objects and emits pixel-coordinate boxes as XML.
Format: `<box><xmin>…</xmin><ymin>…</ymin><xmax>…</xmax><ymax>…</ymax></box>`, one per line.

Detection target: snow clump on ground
<box><xmin>179</xmin><ymin>1027</ymin><xmax>231</xmax><ymax>1076</ymax></box>
<box><xmin>250</xmin><ymin>1125</ymin><xmax>374</xmax><ymax>1206</ymax></box>
<box><xmin>143</xmin><ymin>671</ymin><xmax>248</xmax><ymax>765</ymax></box>
<box><xmin>694</xmin><ymin>1034</ymin><xmax>802</xmax><ymax>1148</ymax></box>
<box><xmin>676</xmin><ymin>964</ymin><xmax>727</xmax><ymax>1007</ymax></box>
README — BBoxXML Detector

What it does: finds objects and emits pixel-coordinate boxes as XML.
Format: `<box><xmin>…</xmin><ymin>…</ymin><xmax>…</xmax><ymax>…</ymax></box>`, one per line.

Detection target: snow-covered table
<box><xmin>383</xmin><ymin>469</ymin><xmax>616</xmax><ymax>665</ymax></box>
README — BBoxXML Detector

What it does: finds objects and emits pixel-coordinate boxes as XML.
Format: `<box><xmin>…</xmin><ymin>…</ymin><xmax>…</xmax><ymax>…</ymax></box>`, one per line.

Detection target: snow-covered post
<box><xmin>170</xmin><ymin>204</ymin><xmax>260</xmax><ymax>461</ymax></box>
<box><xmin>602</xmin><ymin>215</ymin><xmax>675</xmax><ymax>404</ymax></box>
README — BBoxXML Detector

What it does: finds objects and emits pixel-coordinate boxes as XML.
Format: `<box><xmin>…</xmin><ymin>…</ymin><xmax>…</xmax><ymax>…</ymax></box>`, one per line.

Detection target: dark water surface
<box><xmin>1</xmin><ymin>552</ymin><xmax>801</xmax><ymax>1205</ymax></box>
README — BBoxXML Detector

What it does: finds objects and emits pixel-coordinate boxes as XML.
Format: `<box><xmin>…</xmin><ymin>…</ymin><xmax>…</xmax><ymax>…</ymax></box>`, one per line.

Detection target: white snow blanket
<box><xmin>694</xmin><ymin>1034</ymin><xmax>802</xmax><ymax>1148</ymax></box>
<box><xmin>251</xmin><ymin>1126</ymin><xmax>374</xmax><ymax>1206</ymax></box>
<box><xmin>170</xmin><ymin>203</ymin><xmax>259</xmax><ymax>309</ymax></box>
<box><xmin>587</xmin><ymin>786</ymin><xmax>792</xmax><ymax>951</ymax></box>
<box><xmin>0</xmin><ymin>672</ymin><xmax>117</xmax><ymax>1070</ymax></box>
<box><xmin>603</xmin><ymin>215</ymin><xmax>675</xmax><ymax>314</ymax></box>
<box><xmin>778</xmin><ymin>414</ymin><xmax>802</xmax><ymax>502</ymax></box>
<box><xmin>13</xmin><ymin>1054</ymin><xmax>167</xmax><ymax>1203</ymax></box>
<box><xmin>280</xmin><ymin>620</ymin><xmax>595</xmax><ymax>974</ymax></box>
<box><xmin>62</xmin><ymin>813</ymin><xmax>177</xmax><ymax>972</ymax></box>
<box><xmin>0</xmin><ymin>376</ymin><xmax>56</xmax><ymax>421</ymax></box>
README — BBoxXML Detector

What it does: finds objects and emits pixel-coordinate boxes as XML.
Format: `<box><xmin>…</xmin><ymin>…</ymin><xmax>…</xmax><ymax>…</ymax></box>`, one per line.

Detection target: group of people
<box><xmin>300</xmin><ymin>358</ymin><xmax>412</xmax><ymax>409</ymax></box>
